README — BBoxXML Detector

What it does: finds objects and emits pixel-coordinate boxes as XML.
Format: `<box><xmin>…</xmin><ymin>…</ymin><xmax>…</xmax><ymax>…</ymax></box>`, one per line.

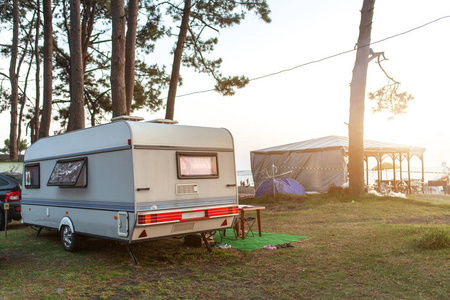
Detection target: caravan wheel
<box><xmin>61</xmin><ymin>225</ymin><xmax>79</xmax><ymax>252</ymax></box>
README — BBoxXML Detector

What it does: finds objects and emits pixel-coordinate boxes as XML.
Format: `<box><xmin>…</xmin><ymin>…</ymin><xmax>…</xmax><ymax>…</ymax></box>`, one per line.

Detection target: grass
<box><xmin>1</xmin><ymin>193</ymin><xmax>449</xmax><ymax>299</ymax></box>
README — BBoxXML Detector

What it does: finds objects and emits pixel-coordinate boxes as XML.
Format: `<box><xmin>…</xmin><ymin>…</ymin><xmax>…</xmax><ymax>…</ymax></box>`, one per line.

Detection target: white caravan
<box><xmin>21</xmin><ymin>119</ymin><xmax>238</xmax><ymax>252</ymax></box>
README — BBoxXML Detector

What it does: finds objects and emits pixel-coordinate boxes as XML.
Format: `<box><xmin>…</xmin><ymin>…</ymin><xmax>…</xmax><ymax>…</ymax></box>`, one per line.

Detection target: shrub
<box><xmin>415</xmin><ymin>227</ymin><xmax>450</xmax><ymax>250</ymax></box>
<box><xmin>327</xmin><ymin>184</ymin><xmax>349</xmax><ymax>194</ymax></box>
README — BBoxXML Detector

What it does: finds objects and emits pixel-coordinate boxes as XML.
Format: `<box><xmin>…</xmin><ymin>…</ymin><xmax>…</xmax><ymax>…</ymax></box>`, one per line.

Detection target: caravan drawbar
<box><xmin>21</xmin><ymin>119</ymin><xmax>239</xmax><ymax>251</ymax></box>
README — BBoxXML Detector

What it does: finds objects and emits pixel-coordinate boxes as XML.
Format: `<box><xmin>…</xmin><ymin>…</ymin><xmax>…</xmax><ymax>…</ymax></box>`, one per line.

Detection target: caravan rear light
<box><xmin>5</xmin><ymin>191</ymin><xmax>20</xmax><ymax>201</ymax></box>
<box><xmin>208</xmin><ymin>206</ymin><xmax>238</xmax><ymax>217</ymax></box>
<box><xmin>229</xmin><ymin>206</ymin><xmax>238</xmax><ymax>214</ymax></box>
<box><xmin>138</xmin><ymin>212</ymin><xmax>181</xmax><ymax>224</ymax></box>
<box><xmin>138</xmin><ymin>214</ymin><xmax>158</xmax><ymax>224</ymax></box>
<box><xmin>208</xmin><ymin>207</ymin><xmax>228</xmax><ymax>217</ymax></box>
<box><xmin>138</xmin><ymin>206</ymin><xmax>239</xmax><ymax>225</ymax></box>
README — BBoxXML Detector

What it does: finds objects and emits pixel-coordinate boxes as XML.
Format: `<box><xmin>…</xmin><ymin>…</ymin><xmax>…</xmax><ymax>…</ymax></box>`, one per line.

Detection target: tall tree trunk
<box><xmin>9</xmin><ymin>0</ymin><xmax>19</xmax><ymax>159</ymax></box>
<box><xmin>67</xmin><ymin>0</ymin><xmax>85</xmax><ymax>131</ymax></box>
<box><xmin>33</xmin><ymin>0</ymin><xmax>41</xmax><ymax>143</ymax></box>
<box><xmin>111</xmin><ymin>0</ymin><xmax>127</xmax><ymax>118</ymax></box>
<box><xmin>81</xmin><ymin>0</ymin><xmax>96</xmax><ymax>70</ymax></box>
<box><xmin>19</xmin><ymin>58</ymin><xmax>35</xmax><ymax>152</ymax></box>
<box><xmin>165</xmin><ymin>0</ymin><xmax>190</xmax><ymax>120</ymax></box>
<box><xmin>348</xmin><ymin>0</ymin><xmax>375</xmax><ymax>196</ymax></box>
<box><xmin>39</xmin><ymin>0</ymin><xmax>53</xmax><ymax>138</ymax></box>
<box><xmin>125</xmin><ymin>0</ymin><xmax>138</xmax><ymax>115</ymax></box>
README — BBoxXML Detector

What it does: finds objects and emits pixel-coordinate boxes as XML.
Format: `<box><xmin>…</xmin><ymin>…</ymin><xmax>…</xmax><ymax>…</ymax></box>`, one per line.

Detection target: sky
<box><xmin>1</xmin><ymin>0</ymin><xmax>450</xmax><ymax>172</ymax></box>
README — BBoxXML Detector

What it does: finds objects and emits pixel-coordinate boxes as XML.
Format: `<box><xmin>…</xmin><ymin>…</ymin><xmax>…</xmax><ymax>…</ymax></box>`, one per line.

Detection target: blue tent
<box><xmin>255</xmin><ymin>178</ymin><xmax>306</xmax><ymax>197</ymax></box>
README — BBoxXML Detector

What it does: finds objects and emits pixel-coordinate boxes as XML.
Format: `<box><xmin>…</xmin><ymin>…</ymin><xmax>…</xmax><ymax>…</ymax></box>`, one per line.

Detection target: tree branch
<box><xmin>85</xmin><ymin>65</ymin><xmax>110</xmax><ymax>73</ymax></box>
<box><xmin>53</xmin><ymin>38</ymin><xmax>70</xmax><ymax>61</ymax></box>
<box><xmin>189</xmin><ymin>12</ymin><xmax>219</xmax><ymax>33</ymax></box>
<box><xmin>0</xmin><ymin>0</ymin><xmax>10</xmax><ymax>15</ymax></box>
<box><xmin>376</xmin><ymin>55</ymin><xmax>399</xmax><ymax>84</ymax></box>
<box><xmin>187</xmin><ymin>26</ymin><xmax>220</xmax><ymax>82</ymax></box>
<box><xmin>62</xmin><ymin>0</ymin><xmax>70</xmax><ymax>49</ymax></box>
<box><xmin>369</xmin><ymin>48</ymin><xmax>399</xmax><ymax>84</ymax></box>
<box><xmin>16</xmin><ymin>11</ymin><xmax>36</xmax><ymax>75</ymax></box>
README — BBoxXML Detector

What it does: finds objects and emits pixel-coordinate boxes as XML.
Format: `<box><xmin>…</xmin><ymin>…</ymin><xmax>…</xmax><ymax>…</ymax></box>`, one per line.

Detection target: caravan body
<box><xmin>21</xmin><ymin>120</ymin><xmax>238</xmax><ymax>249</ymax></box>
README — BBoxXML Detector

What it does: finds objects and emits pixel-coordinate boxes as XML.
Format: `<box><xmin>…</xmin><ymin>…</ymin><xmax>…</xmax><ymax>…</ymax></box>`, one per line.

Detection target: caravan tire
<box><xmin>61</xmin><ymin>225</ymin><xmax>79</xmax><ymax>252</ymax></box>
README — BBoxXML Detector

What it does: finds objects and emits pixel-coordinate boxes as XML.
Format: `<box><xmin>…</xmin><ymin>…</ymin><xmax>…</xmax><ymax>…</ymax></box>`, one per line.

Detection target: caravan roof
<box><xmin>25</xmin><ymin>121</ymin><xmax>234</xmax><ymax>162</ymax></box>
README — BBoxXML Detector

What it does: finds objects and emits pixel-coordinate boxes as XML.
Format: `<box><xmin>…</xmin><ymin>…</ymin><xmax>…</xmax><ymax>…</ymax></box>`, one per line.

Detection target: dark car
<box><xmin>0</xmin><ymin>172</ymin><xmax>22</xmax><ymax>231</ymax></box>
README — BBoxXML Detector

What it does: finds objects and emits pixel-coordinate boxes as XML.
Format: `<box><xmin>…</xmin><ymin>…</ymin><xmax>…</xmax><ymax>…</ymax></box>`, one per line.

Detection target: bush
<box><xmin>327</xmin><ymin>184</ymin><xmax>349</xmax><ymax>194</ymax></box>
<box><xmin>415</xmin><ymin>227</ymin><xmax>450</xmax><ymax>250</ymax></box>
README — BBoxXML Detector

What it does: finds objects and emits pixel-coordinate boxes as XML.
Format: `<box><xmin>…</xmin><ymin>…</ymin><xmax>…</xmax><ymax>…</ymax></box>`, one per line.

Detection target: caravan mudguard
<box><xmin>59</xmin><ymin>216</ymin><xmax>74</xmax><ymax>232</ymax></box>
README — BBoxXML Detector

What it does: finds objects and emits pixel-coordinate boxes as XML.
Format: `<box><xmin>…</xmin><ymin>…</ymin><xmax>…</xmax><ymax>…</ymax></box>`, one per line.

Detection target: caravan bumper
<box><xmin>131</xmin><ymin>215</ymin><xmax>236</xmax><ymax>241</ymax></box>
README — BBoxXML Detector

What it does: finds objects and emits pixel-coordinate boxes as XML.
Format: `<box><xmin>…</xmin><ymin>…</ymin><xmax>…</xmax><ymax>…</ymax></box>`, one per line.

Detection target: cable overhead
<box><xmin>172</xmin><ymin>15</ymin><xmax>450</xmax><ymax>99</ymax></box>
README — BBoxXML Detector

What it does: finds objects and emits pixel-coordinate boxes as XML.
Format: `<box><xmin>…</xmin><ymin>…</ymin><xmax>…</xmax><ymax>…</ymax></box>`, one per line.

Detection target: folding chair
<box><xmin>244</xmin><ymin>217</ymin><xmax>256</xmax><ymax>238</ymax></box>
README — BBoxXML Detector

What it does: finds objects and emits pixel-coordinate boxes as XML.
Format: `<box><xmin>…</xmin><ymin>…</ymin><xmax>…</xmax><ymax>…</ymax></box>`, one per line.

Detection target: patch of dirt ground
<box><xmin>386</xmin><ymin>214</ymin><xmax>450</xmax><ymax>225</ymax></box>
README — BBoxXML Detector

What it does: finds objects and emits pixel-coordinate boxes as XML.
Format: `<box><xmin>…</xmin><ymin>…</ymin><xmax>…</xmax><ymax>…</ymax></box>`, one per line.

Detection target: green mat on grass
<box><xmin>215</xmin><ymin>229</ymin><xmax>308</xmax><ymax>251</ymax></box>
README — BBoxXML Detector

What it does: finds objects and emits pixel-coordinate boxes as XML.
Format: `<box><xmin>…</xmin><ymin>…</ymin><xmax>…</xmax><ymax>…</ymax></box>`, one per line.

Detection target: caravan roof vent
<box><xmin>147</xmin><ymin>119</ymin><xmax>178</xmax><ymax>125</ymax></box>
<box><xmin>111</xmin><ymin>116</ymin><xmax>145</xmax><ymax>122</ymax></box>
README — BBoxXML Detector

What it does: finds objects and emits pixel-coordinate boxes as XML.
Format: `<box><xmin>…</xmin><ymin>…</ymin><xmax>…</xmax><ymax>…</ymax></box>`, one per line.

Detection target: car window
<box><xmin>0</xmin><ymin>178</ymin><xmax>8</xmax><ymax>187</ymax></box>
<box><xmin>4</xmin><ymin>174</ymin><xmax>22</xmax><ymax>183</ymax></box>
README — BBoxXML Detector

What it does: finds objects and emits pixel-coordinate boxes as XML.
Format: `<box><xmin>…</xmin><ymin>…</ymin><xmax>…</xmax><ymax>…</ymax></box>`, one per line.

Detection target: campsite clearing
<box><xmin>1</xmin><ymin>193</ymin><xmax>449</xmax><ymax>299</ymax></box>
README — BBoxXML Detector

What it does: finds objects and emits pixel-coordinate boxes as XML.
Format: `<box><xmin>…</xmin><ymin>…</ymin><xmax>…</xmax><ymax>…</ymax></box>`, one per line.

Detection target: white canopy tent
<box><xmin>250</xmin><ymin>136</ymin><xmax>426</xmax><ymax>192</ymax></box>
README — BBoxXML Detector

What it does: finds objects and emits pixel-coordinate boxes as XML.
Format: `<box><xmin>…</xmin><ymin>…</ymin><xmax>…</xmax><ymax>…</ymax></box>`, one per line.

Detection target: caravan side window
<box><xmin>24</xmin><ymin>163</ymin><xmax>40</xmax><ymax>189</ymax></box>
<box><xmin>177</xmin><ymin>152</ymin><xmax>219</xmax><ymax>179</ymax></box>
<box><xmin>47</xmin><ymin>157</ymin><xmax>88</xmax><ymax>187</ymax></box>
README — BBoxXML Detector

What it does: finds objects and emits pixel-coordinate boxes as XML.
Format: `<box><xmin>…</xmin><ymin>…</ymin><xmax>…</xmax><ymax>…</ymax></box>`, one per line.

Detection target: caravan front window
<box><xmin>24</xmin><ymin>163</ymin><xmax>40</xmax><ymax>189</ymax></box>
<box><xmin>177</xmin><ymin>153</ymin><xmax>219</xmax><ymax>179</ymax></box>
<box><xmin>47</xmin><ymin>157</ymin><xmax>88</xmax><ymax>187</ymax></box>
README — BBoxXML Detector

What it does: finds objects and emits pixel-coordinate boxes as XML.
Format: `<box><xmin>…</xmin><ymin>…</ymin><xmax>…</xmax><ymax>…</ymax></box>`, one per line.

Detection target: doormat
<box><xmin>215</xmin><ymin>229</ymin><xmax>308</xmax><ymax>251</ymax></box>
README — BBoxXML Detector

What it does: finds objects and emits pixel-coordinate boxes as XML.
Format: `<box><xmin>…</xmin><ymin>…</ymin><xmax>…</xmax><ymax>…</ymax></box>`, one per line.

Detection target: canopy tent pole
<box><xmin>377</xmin><ymin>151</ymin><xmax>382</xmax><ymax>183</ymax></box>
<box><xmin>407</xmin><ymin>153</ymin><xmax>412</xmax><ymax>194</ymax></box>
<box><xmin>272</xmin><ymin>164</ymin><xmax>276</xmax><ymax>198</ymax></box>
<box><xmin>399</xmin><ymin>153</ymin><xmax>403</xmax><ymax>182</ymax></box>
<box><xmin>392</xmin><ymin>154</ymin><xmax>396</xmax><ymax>191</ymax></box>
<box><xmin>421</xmin><ymin>153</ymin><xmax>425</xmax><ymax>193</ymax></box>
